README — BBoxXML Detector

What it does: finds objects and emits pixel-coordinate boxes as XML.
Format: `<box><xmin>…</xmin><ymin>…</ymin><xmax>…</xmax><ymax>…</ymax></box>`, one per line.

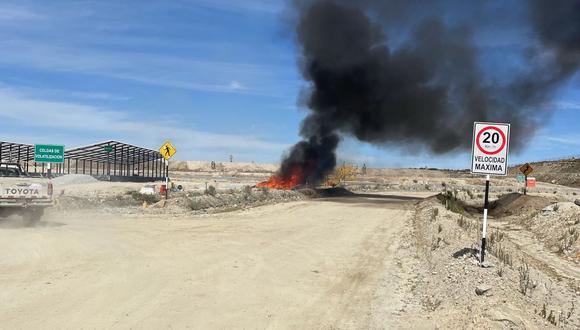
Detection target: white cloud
<box><xmin>544</xmin><ymin>135</ymin><xmax>580</xmax><ymax>146</ymax></box>
<box><xmin>542</xmin><ymin>101</ymin><xmax>580</xmax><ymax>111</ymax></box>
<box><xmin>187</xmin><ymin>0</ymin><xmax>284</xmax><ymax>14</ymax></box>
<box><xmin>556</xmin><ymin>101</ymin><xmax>580</xmax><ymax>110</ymax></box>
<box><xmin>0</xmin><ymin>4</ymin><xmax>44</xmax><ymax>21</ymax></box>
<box><xmin>0</xmin><ymin>41</ymin><xmax>293</xmax><ymax>96</ymax></box>
<box><xmin>0</xmin><ymin>88</ymin><xmax>288</xmax><ymax>156</ymax></box>
<box><xmin>229</xmin><ymin>81</ymin><xmax>246</xmax><ymax>91</ymax></box>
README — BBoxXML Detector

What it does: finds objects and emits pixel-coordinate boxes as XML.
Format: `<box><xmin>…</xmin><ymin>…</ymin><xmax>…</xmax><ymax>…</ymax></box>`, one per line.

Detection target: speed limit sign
<box><xmin>471</xmin><ymin>122</ymin><xmax>510</xmax><ymax>176</ymax></box>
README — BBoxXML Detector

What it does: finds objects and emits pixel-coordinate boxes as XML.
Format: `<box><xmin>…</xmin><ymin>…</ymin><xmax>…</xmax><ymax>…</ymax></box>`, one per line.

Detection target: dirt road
<box><xmin>0</xmin><ymin>193</ymin><xmax>425</xmax><ymax>329</ymax></box>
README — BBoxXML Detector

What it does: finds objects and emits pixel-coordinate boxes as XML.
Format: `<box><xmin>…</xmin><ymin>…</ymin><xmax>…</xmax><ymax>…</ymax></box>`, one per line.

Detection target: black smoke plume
<box><xmin>273</xmin><ymin>0</ymin><xmax>580</xmax><ymax>185</ymax></box>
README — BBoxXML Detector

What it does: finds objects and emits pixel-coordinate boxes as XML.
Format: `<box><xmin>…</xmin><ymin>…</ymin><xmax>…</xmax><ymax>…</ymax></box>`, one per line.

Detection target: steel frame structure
<box><xmin>0</xmin><ymin>140</ymin><xmax>165</xmax><ymax>179</ymax></box>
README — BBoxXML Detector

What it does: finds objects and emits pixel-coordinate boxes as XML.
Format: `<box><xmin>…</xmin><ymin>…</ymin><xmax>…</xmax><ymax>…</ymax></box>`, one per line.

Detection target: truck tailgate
<box><xmin>0</xmin><ymin>181</ymin><xmax>50</xmax><ymax>199</ymax></box>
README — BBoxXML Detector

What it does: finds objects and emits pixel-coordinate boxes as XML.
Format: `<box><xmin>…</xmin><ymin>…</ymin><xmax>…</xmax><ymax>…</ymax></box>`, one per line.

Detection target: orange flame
<box><xmin>256</xmin><ymin>167</ymin><xmax>304</xmax><ymax>189</ymax></box>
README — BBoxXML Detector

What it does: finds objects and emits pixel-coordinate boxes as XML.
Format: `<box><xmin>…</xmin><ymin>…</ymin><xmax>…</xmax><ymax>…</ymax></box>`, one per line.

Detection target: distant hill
<box><xmin>169</xmin><ymin>160</ymin><xmax>277</xmax><ymax>174</ymax></box>
<box><xmin>509</xmin><ymin>157</ymin><xmax>580</xmax><ymax>188</ymax></box>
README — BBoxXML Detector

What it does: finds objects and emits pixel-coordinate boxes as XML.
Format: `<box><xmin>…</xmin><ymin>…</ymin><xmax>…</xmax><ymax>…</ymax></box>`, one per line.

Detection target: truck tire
<box><xmin>23</xmin><ymin>208</ymin><xmax>44</xmax><ymax>226</ymax></box>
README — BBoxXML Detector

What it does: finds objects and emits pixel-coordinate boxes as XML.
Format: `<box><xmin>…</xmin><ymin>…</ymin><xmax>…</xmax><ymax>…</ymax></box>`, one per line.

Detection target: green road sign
<box><xmin>34</xmin><ymin>144</ymin><xmax>65</xmax><ymax>163</ymax></box>
<box><xmin>103</xmin><ymin>145</ymin><xmax>113</xmax><ymax>153</ymax></box>
<box><xmin>516</xmin><ymin>173</ymin><xmax>525</xmax><ymax>183</ymax></box>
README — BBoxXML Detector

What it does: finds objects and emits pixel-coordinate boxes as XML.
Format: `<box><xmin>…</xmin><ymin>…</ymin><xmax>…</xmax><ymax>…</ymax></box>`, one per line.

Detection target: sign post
<box><xmin>159</xmin><ymin>141</ymin><xmax>177</xmax><ymax>200</ymax></box>
<box><xmin>471</xmin><ymin>122</ymin><xmax>510</xmax><ymax>265</ymax></box>
<box><xmin>34</xmin><ymin>144</ymin><xmax>65</xmax><ymax>179</ymax></box>
<box><xmin>519</xmin><ymin>163</ymin><xmax>534</xmax><ymax>195</ymax></box>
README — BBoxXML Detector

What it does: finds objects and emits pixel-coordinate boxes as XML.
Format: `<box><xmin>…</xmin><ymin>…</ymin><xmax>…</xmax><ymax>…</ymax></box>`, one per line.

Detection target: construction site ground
<box><xmin>0</xmin><ymin>164</ymin><xmax>579</xmax><ymax>329</ymax></box>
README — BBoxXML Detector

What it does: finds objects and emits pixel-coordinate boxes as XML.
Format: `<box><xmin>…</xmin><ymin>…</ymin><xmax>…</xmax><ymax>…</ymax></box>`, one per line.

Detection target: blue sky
<box><xmin>0</xmin><ymin>0</ymin><xmax>578</xmax><ymax>168</ymax></box>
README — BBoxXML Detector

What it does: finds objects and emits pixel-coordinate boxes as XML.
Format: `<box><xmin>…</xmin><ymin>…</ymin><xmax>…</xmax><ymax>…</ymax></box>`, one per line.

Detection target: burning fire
<box><xmin>256</xmin><ymin>167</ymin><xmax>304</xmax><ymax>190</ymax></box>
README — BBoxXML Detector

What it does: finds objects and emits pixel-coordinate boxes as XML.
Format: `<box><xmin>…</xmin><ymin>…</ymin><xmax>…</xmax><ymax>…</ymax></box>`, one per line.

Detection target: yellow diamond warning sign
<box><xmin>519</xmin><ymin>163</ymin><xmax>534</xmax><ymax>176</ymax></box>
<box><xmin>159</xmin><ymin>141</ymin><xmax>177</xmax><ymax>160</ymax></box>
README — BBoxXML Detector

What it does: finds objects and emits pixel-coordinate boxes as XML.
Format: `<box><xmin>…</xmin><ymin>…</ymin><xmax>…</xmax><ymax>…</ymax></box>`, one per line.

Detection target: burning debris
<box><xmin>256</xmin><ymin>167</ymin><xmax>305</xmax><ymax>190</ymax></box>
<box><xmin>260</xmin><ymin>0</ymin><xmax>580</xmax><ymax>189</ymax></box>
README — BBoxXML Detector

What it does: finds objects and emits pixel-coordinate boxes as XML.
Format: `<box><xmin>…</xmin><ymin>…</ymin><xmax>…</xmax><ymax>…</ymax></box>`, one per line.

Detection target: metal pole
<box><xmin>107</xmin><ymin>147</ymin><xmax>111</xmax><ymax>176</ymax></box>
<box><xmin>120</xmin><ymin>146</ymin><xmax>124</xmax><ymax>176</ymax></box>
<box><xmin>47</xmin><ymin>163</ymin><xmax>52</xmax><ymax>179</ymax></box>
<box><xmin>26</xmin><ymin>146</ymin><xmax>30</xmax><ymax>172</ymax></box>
<box><xmin>165</xmin><ymin>159</ymin><xmax>169</xmax><ymax>199</ymax></box>
<box><xmin>524</xmin><ymin>175</ymin><xmax>528</xmax><ymax>195</ymax></box>
<box><xmin>480</xmin><ymin>174</ymin><xmax>490</xmax><ymax>264</ymax></box>
<box><xmin>147</xmin><ymin>155</ymin><xmax>151</xmax><ymax>178</ymax></box>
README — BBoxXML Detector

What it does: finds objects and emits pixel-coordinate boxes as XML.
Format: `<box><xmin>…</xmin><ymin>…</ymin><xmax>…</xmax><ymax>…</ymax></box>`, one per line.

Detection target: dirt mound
<box><xmin>151</xmin><ymin>188</ymin><xmax>305</xmax><ymax>214</ymax></box>
<box><xmin>56</xmin><ymin>194</ymin><xmax>141</xmax><ymax>210</ymax></box>
<box><xmin>52</xmin><ymin>174</ymin><xmax>98</xmax><ymax>187</ymax></box>
<box><xmin>169</xmin><ymin>161</ymin><xmax>277</xmax><ymax>173</ymax></box>
<box><xmin>523</xmin><ymin>202</ymin><xmax>580</xmax><ymax>257</ymax></box>
<box><xmin>489</xmin><ymin>193</ymin><xmax>553</xmax><ymax>218</ymax></box>
<box><xmin>297</xmin><ymin>187</ymin><xmax>356</xmax><ymax>198</ymax></box>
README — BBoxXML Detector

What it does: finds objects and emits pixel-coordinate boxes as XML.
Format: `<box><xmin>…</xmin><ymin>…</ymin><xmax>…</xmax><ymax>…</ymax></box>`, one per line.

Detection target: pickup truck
<box><xmin>0</xmin><ymin>163</ymin><xmax>53</xmax><ymax>225</ymax></box>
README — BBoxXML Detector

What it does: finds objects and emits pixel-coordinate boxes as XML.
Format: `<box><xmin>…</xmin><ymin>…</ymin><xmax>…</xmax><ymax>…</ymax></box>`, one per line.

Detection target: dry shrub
<box><xmin>518</xmin><ymin>261</ymin><xmax>536</xmax><ymax>296</ymax></box>
<box><xmin>131</xmin><ymin>192</ymin><xmax>160</xmax><ymax>204</ymax></box>
<box><xmin>204</xmin><ymin>185</ymin><xmax>217</xmax><ymax>196</ymax></box>
<box><xmin>431</xmin><ymin>208</ymin><xmax>439</xmax><ymax>221</ymax></box>
<box><xmin>494</xmin><ymin>244</ymin><xmax>513</xmax><ymax>267</ymax></box>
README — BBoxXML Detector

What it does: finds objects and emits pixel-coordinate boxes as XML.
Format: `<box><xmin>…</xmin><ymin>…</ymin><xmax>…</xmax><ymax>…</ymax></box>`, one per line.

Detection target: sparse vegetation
<box><xmin>437</xmin><ymin>191</ymin><xmax>465</xmax><ymax>214</ymax></box>
<box><xmin>327</xmin><ymin>164</ymin><xmax>358</xmax><ymax>186</ymax></box>
<box><xmin>558</xmin><ymin>226</ymin><xmax>579</xmax><ymax>253</ymax></box>
<box><xmin>204</xmin><ymin>185</ymin><xmax>217</xmax><ymax>196</ymax></box>
<box><xmin>487</xmin><ymin>228</ymin><xmax>505</xmax><ymax>249</ymax></box>
<box><xmin>456</xmin><ymin>215</ymin><xmax>476</xmax><ymax>231</ymax></box>
<box><xmin>496</xmin><ymin>266</ymin><xmax>504</xmax><ymax>277</ymax></box>
<box><xmin>493</xmin><ymin>244</ymin><xmax>513</xmax><ymax>267</ymax></box>
<box><xmin>466</xmin><ymin>190</ymin><xmax>474</xmax><ymax>199</ymax></box>
<box><xmin>518</xmin><ymin>261</ymin><xmax>536</xmax><ymax>296</ymax></box>
<box><xmin>131</xmin><ymin>192</ymin><xmax>160</xmax><ymax>204</ymax></box>
<box><xmin>431</xmin><ymin>208</ymin><xmax>439</xmax><ymax>221</ymax></box>
<box><xmin>431</xmin><ymin>236</ymin><xmax>442</xmax><ymax>251</ymax></box>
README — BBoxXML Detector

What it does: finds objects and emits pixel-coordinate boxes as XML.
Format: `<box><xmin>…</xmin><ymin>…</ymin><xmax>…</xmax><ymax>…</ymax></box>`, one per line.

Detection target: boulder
<box><xmin>475</xmin><ymin>284</ymin><xmax>492</xmax><ymax>296</ymax></box>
